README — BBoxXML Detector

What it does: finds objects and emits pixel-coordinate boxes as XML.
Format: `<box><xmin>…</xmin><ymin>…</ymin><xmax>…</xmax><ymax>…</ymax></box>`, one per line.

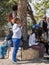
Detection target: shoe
<box><xmin>44</xmin><ymin>53</ymin><xmax>49</xmax><ymax>57</ymax></box>
<box><xmin>47</xmin><ymin>53</ymin><xmax>49</xmax><ymax>55</ymax></box>
<box><xmin>12</xmin><ymin>61</ymin><xmax>17</xmax><ymax>64</ymax></box>
<box><xmin>40</xmin><ymin>58</ymin><xmax>47</xmax><ymax>62</ymax></box>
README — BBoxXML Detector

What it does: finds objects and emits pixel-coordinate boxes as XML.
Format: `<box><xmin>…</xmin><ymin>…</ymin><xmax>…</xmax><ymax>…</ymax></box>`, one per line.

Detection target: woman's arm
<box><xmin>13</xmin><ymin>24</ymin><xmax>20</xmax><ymax>33</ymax></box>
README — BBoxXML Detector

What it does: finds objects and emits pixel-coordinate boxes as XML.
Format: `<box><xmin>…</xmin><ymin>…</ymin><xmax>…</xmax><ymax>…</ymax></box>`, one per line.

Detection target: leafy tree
<box><xmin>0</xmin><ymin>0</ymin><xmax>18</xmax><ymax>26</ymax></box>
<box><xmin>33</xmin><ymin>0</ymin><xmax>49</xmax><ymax>20</ymax></box>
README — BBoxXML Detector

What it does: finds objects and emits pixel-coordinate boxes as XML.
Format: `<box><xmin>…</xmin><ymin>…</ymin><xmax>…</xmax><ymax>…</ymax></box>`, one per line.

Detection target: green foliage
<box><xmin>27</xmin><ymin>20</ymin><xmax>32</xmax><ymax>30</ymax></box>
<box><xmin>0</xmin><ymin>0</ymin><xmax>18</xmax><ymax>26</ymax></box>
<box><xmin>33</xmin><ymin>0</ymin><xmax>49</xmax><ymax>20</ymax></box>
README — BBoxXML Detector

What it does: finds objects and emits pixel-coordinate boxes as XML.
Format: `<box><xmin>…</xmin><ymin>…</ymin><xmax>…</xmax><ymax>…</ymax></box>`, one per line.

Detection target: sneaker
<box><xmin>40</xmin><ymin>58</ymin><xmax>47</xmax><ymax>62</ymax></box>
<box><xmin>12</xmin><ymin>61</ymin><xmax>17</xmax><ymax>64</ymax></box>
<box><xmin>47</xmin><ymin>53</ymin><xmax>49</xmax><ymax>55</ymax></box>
<box><xmin>44</xmin><ymin>53</ymin><xmax>49</xmax><ymax>57</ymax></box>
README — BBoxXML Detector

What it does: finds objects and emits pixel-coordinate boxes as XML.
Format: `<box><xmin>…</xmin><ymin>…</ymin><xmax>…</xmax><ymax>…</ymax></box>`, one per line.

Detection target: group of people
<box><xmin>7</xmin><ymin>4</ymin><xmax>49</xmax><ymax>63</ymax></box>
<box><xmin>0</xmin><ymin>4</ymin><xmax>49</xmax><ymax>64</ymax></box>
<box><xmin>40</xmin><ymin>16</ymin><xmax>49</xmax><ymax>55</ymax></box>
<box><xmin>31</xmin><ymin>15</ymin><xmax>49</xmax><ymax>56</ymax></box>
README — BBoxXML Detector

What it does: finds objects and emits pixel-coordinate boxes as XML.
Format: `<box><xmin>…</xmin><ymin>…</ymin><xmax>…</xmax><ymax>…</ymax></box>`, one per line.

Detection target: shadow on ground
<box><xmin>16</xmin><ymin>58</ymin><xmax>49</xmax><ymax>64</ymax></box>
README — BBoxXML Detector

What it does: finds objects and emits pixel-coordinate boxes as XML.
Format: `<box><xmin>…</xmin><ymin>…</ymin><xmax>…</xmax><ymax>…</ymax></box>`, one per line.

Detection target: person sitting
<box><xmin>28</xmin><ymin>29</ymin><xmax>44</xmax><ymax>57</ymax></box>
<box><xmin>0</xmin><ymin>29</ymin><xmax>13</xmax><ymax>59</ymax></box>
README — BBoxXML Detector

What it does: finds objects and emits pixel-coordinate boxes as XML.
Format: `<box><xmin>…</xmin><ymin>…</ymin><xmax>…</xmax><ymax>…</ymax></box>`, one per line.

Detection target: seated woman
<box><xmin>28</xmin><ymin>29</ymin><xmax>44</xmax><ymax>57</ymax></box>
<box><xmin>4</xmin><ymin>29</ymin><xmax>13</xmax><ymax>47</ymax></box>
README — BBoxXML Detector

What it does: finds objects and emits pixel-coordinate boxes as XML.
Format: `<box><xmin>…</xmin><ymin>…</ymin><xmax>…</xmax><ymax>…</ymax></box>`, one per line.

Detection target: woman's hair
<box><xmin>7</xmin><ymin>13</ymin><xmax>13</xmax><ymax>22</ymax></box>
<box><xmin>32</xmin><ymin>28</ymin><xmax>38</xmax><ymax>39</ymax></box>
<box><xmin>12</xmin><ymin>4</ymin><xmax>18</xmax><ymax>11</ymax></box>
<box><xmin>13</xmin><ymin>18</ymin><xmax>21</xmax><ymax>24</ymax></box>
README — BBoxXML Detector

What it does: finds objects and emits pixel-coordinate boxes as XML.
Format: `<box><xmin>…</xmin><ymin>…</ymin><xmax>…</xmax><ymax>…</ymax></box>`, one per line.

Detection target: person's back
<box><xmin>29</xmin><ymin>33</ymin><xmax>38</xmax><ymax>46</ymax></box>
<box><xmin>12</xmin><ymin>18</ymin><xmax>23</xmax><ymax>63</ymax></box>
<box><xmin>12</xmin><ymin>24</ymin><xmax>22</xmax><ymax>39</ymax></box>
<box><xmin>29</xmin><ymin>30</ymin><xmax>44</xmax><ymax>57</ymax></box>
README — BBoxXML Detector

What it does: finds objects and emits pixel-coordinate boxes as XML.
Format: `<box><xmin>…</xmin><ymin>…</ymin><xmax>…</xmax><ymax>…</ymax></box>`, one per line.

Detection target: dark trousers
<box><xmin>44</xmin><ymin>43</ymin><xmax>49</xmax><ymax>54</ymax></box>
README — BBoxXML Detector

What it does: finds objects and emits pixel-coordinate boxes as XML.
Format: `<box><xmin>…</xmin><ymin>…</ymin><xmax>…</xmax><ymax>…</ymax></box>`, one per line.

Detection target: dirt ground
<box><xmin>0</xmin><ymin>37</ymin><xmax>49</xmax><ymax>65</ymax></box>
<box><xmin>0</xmin><ymin>59</ymin><xmax>49</xmax><ymax>65</ymax></box>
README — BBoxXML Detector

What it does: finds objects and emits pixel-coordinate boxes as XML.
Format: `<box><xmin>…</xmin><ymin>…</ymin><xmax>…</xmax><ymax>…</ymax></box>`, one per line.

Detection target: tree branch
<box><xmin>27</xmin><ymin>2</ymin><xmax>36</xmax><ymax>24</ymax></box>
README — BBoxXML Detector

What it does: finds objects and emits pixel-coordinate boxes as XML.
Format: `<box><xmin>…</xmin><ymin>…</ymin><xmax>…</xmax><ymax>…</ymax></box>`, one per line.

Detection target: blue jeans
<box><xmin>12</xmin><ymin>38</ymin><xmax>20</xmax><ymax>62</ymax></box>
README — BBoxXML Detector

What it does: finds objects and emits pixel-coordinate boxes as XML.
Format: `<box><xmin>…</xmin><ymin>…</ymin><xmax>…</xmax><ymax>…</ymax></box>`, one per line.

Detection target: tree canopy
<box><xmin>0</xmin><ymin>0</ymin><xmax>18</xmax><ymax>26</ymax></box>
<box><xmin>33</xmin><ymin>0</ymin><xmax>49</xmax><ymax>20</ymax></box>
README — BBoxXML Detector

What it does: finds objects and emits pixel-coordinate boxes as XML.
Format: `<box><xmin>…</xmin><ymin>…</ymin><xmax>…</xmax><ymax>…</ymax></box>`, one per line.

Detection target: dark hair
<box><xmin>12</xmin><ymin>4</ymin><xmax>18</xmax><ymax>11</ymax></box>
<box><xmin>7</xmin><ymin>13</ymin><xmax>13</xmax><ymax>22</ymax></box>
<box><xmin>13</xmin><ymin>18</ymin><xmax>21</xmax><ymax>24</ymax></box>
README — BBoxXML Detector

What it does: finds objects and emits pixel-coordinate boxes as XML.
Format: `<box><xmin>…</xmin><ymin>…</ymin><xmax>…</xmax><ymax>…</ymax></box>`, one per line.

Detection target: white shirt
<box><xmin>8</xmin><ymin>22</ymin><xmax>13</xmax><ymax>29</ymax></box>
<box><xmin>29</xmin><ymin>33</ymin><xmax>38</xmax><ymax>46</ymax></box>
<box><xmin>12</xmin><ymin>24</ymin><xmax>22</xmax><ymax>39</ymax></box>
<box><xmin>12</xmin><ymin>11</ymin><xmax>17</xmax><ymax>18</ymax></box>
<box><xmin>47</xmin><ymin>22</ymin><xmax>49</xmax><ymax>29</ymax></box>
<box><xmin>40</xmin><ymin>20</ymin><xmax>43</xmax><ymax>28</ymax></box>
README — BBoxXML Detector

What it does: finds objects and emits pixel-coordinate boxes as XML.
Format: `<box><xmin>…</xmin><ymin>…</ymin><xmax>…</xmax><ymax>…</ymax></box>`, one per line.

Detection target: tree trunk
<box><xmin>27</xmin><ymin>2</ymin><xmax>36</xmax><ymax>24</ymax></box>
<box><xmin>18</xmin><ymin>0</ymin><xmax>28</xmax><ymax>49</ymax></box>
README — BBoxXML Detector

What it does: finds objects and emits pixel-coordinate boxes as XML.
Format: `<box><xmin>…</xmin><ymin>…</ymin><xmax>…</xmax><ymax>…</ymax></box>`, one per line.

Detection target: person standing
<box><xmin>7</xmin><ymin>5</ymin><xmax>18</xmax><ymax>49</ymax></box>
<box><xmin>47</xmin><ymin>18</ymin><xmax>49</xmax><ymax>40</ymax></box>
<box><xmin>40</xmin><ymin>16</ymin><xmax>48</xmax><ymax>40</ymax></box>
<box><xmin>12</xmin><ymin>18</ymin><xmax>23</xmax><ymax>63</ymax></box>
<box><xmin>40</xmin><ymin>16</ymin><xmax>49</xmax><ymax>55</ymax></box>
<box><xmin>7</xmin><ymin>4</ymin><xmax>18</xmax><ymax>30</ymax></box>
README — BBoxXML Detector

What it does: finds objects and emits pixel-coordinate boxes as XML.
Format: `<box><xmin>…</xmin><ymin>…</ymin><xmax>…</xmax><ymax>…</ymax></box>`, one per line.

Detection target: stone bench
<box><xmin>8</xmin><ymin>47</ymin><xmax>39</xmax><ymax>60</ymax></box>
<box><xmin>20</xmin><ymin>48</ymin><xmax>39</xmax><ymax>60</ymax></box>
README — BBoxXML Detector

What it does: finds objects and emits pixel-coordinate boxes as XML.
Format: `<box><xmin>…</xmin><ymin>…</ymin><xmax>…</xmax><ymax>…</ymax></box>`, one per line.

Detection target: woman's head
<box><xmin>32</xmin><ymin>28</ymin><xmax>36</xmax><ymax>34</ymax></box>
<box><xmin>12</xmin><ymin>18</ymin><xmax>22</xmax><ymax>27</ymax></box>
<box><xmin>13</xmin><ymin>18</ymin><xmax>21</xmax><ymax>24</ymax></box>
<box><xmin>12</xmin><ymin>4</ymin><xmax>18</xmax><ymax>11</ymax></box>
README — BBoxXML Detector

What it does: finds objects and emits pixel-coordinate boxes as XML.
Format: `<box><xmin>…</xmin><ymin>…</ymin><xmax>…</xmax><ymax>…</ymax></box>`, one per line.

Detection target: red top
<box><xmin>7</xmin><ymin>13</ymin><xmax>13</xmax><ymax>22</ymax></box>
